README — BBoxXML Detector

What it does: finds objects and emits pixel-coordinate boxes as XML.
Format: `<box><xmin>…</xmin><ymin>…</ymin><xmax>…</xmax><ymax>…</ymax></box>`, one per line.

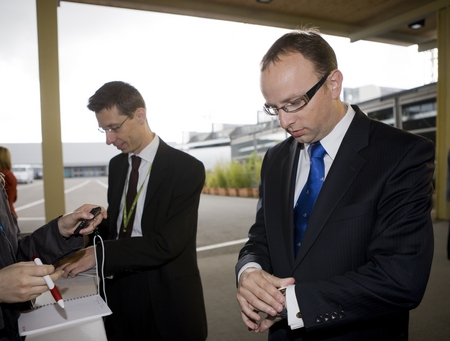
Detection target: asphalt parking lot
<box><xmin>15</xmin><ymin>178</ymin><xmax>266</xmax><ymax>340</ymax></box>
<box><xmin>13</xmin><ymin>178</ymin><xmax>450</xmax><ymax>340</ymax></box>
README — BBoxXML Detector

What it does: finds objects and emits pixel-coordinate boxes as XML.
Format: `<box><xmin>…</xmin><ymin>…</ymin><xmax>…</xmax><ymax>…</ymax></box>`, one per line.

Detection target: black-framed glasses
<box><xmin>263</xmin><ymin>72</ymin><xmax>330</xmax><ymax>116</ymax></box>
<box><xmin>98</xmin><ymin>115</ymin><xmax>130</xmax><ymax>133</ymax></box>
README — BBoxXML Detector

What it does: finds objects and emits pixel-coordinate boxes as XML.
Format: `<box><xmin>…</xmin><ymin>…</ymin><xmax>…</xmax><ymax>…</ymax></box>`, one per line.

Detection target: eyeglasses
<box><xmin>263</xmin><ymin>72</ymin><xmax>330</xmax><ymax>116</ymax></box>
<box><xmin>98</xmin><ymin>115</ymin><xmax>130</xmax><ymax>133</ymax></box>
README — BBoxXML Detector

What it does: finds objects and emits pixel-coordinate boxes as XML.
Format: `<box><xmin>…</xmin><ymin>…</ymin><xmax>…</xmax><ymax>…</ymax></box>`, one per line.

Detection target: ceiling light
<box><xmin>408</xmin><ymin>19</ymin><xmax>425</xmax><ymax>30</ymax></box>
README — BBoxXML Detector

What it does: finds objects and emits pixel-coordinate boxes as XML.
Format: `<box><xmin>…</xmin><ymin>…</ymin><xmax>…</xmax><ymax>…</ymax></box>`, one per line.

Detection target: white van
<box><xmin>12</xmin><ymin>164</ymin><xmax>34</xmax><ymax>184</ymax></box>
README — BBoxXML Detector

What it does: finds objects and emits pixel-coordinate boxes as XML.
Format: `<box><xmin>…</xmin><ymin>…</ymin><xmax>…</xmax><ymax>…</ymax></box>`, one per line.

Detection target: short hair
<box><xmin>0</xmin><ymin>146</ymin><xmax>12</xmax><ymax>170</ymax></box>
<box><xmin>87</xmin><ymin>81</ymin><xmax>146</xmax><ymax>116</ymax></box>
<box><xmin>261</xmin><ymin>27</ymin><xmax>338</xmax><ymax>78</ymax></box>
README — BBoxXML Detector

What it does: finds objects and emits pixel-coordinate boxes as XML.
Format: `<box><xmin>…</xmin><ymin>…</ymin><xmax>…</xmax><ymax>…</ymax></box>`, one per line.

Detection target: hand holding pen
<box><xmin>33</xmin><ymin>255</ymin><xmax>65</xmax><ymax>308</ymax></box>
<box><xmin>0</xmin><ymin>261</ymin><xmax>62</xmax><ymax>304</ymax></box>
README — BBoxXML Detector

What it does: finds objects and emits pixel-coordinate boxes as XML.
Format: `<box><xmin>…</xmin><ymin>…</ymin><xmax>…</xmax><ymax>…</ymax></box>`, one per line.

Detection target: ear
<box><xmin>328</xmin><ymin>69</ymin><xmax>343</xmax><ymax>100</ymax></box>
<box><xmin>135</xmin><ymin>107</ymin><xmax>147</xmax><ymax>124</ymax></box>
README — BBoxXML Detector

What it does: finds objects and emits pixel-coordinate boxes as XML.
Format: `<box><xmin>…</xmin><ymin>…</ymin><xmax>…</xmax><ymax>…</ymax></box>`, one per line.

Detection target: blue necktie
<box><xmin>294</xmin><ymin>142</ymin><xmax>326</xmax><ymax>256</ymax></box>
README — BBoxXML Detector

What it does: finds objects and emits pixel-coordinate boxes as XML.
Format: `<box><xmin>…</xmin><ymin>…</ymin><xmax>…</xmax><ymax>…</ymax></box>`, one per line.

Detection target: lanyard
<box><xmin>123</xmin><ymin>163</ymin><xmax>152</xmax><ymax>229</ymax></box>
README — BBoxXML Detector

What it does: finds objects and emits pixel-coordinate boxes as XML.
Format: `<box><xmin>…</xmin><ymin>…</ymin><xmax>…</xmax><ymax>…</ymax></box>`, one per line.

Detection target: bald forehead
<box><xmin>261</xmin><ymin>53</ymin><xmax>315</xmax><ymax>84</ymax></box>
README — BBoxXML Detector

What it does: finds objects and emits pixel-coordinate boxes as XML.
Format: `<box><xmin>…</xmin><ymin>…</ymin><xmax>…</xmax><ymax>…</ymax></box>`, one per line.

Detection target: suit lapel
<box><xmin>281</xmin><ymin>139</ymin><xmax>303</xmax><ymax>266</ymax></box>
<box><xmin>109</xmin><ymin>154</ymin><xmax>129</xmax><ymax>239</ymax></box>
<box><xmin>294</xmin><ymin>108</ymin><xmax>370</xmax><ymax>266</ymax></box>
<box><xmin>142</xmin><ymin>139</ymin><xmax>168</xmax><ymax>211</ymax></box>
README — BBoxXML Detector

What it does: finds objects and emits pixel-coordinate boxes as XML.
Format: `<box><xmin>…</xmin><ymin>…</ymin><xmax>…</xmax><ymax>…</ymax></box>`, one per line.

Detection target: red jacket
<box><xmin>0</xmin><ymin>169</ymin><xmax>17</xmax><ymax>218</ymax></box>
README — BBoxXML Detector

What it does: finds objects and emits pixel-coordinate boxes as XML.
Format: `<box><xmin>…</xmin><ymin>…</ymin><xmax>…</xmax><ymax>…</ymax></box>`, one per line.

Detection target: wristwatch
<box><xmin>278</xmin><ymin>287</ymin><xmax>287</xmax><ymax>319</ymax></box>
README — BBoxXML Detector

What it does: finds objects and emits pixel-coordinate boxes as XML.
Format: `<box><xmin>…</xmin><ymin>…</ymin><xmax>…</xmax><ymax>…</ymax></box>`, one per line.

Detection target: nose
<box><xmin>278</xmin><ymin>109</ymin><xmax>296</xmax><ymax>129</ymax></box>
<box><xmin>105</xmin><ymin>131</ymin><xmax>116</xmax><ymax>145</ymax></box>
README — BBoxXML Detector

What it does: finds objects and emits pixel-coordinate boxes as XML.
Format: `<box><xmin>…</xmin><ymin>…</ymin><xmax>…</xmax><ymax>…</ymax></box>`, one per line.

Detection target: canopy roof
<box><xmin>67</xmin><ymin>0</ymin><xmax>448</xmax><ymax>51</ymax></box>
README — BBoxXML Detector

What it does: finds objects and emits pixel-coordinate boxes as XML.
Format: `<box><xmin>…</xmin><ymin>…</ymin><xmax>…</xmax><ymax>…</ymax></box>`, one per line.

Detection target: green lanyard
<box><xmin>123</xmin><ymin>163</ymin><xmax>152</xmax><ymax>229</ymax></box>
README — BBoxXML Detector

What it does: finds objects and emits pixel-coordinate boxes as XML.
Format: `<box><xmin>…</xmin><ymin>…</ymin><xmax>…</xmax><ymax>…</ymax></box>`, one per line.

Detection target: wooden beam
<box><xmin>36</xmin><ymin>0</ymin><xmax>66</xmax><ymax>219</ymax></box>
<box><xmin>435</xmin><ymin>5</ymin><xmax>450</xmax><ymax>219</ymax></box>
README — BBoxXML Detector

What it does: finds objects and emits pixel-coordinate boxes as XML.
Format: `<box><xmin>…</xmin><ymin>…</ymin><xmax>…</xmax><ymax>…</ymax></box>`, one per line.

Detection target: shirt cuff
<box><xmin>286</xmin><ymin>284</ymin><xmax>304</xmax><ymax>330</ymax></box>
<box><xmin>237</xmin><ymin>262</ymin><xmax>262</xmax><ymax>282</ymax></box>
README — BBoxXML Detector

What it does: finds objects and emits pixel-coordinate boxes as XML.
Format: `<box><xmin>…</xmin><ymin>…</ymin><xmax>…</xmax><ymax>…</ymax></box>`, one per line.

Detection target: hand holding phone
<box><xmin>73</xmin><ymin>206</ymin><xmax>101</xmax><ymax>235</ymax></box>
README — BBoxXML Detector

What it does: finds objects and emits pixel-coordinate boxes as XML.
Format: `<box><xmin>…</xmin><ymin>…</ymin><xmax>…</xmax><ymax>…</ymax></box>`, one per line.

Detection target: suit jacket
<box><xmin>96</xmin><ymin>138</ymin><xmax>207</xmax><ymax>340</ymax></box>
<box><xmin>236</xmin><ymin>106</ymin><xmax>435</xmax><ymax>341</ymax></box>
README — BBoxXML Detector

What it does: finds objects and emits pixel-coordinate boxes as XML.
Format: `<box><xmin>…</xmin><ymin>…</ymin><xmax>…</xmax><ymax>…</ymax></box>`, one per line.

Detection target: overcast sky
<box><xmin>0</xmin><ymin>0</ymin><xmax>436</xmax><ymax>144</ymax></box>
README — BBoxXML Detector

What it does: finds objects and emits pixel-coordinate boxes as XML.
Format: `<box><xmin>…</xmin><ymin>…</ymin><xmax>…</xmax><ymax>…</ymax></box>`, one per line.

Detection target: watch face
<box><xmin>278</xmin><ymin>287</ymin><xmax>287</xmax><ymax>319</ymax></box>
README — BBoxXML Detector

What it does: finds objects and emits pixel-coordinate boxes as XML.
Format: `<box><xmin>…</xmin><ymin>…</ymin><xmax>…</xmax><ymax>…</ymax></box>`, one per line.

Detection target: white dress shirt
<box><xmin>287</xmin><ymin>104</ymin><xmax>354</xmax><ymax>329</ymax></box>
<box><xmin>116</xmin><ymin>134</ymin><xmax>159</xmax><ymax>238</ymax></box>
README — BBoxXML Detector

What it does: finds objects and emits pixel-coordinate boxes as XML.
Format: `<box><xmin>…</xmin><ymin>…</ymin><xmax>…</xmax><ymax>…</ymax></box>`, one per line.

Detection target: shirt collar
<box><xmin>129</xmin><ymin>134</ymin><xmax>160</xmax><ymax>165</ymax></box>
<box><xmin>305</xmin><ymin>103</ymin><xmax>355</xmax><ymax>160</ymax></box>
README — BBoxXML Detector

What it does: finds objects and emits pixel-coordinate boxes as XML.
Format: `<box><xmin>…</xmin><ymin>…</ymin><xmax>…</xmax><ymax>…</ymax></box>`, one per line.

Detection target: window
<box><xmin>367</xmin><ymin>108</ymin><xmax>394</xmax><ymax>126</ymax></box>
<box><xmin>402</xmin><ymin>101</ymin><xmax>436</xmax><ymax>131</ymax></box>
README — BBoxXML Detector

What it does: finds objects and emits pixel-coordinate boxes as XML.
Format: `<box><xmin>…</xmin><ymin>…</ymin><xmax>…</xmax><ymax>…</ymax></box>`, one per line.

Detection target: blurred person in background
<box><xmin>0</xmin><ymin>147</ymin><xmax>17</xmax><ymax>218</ymax></box>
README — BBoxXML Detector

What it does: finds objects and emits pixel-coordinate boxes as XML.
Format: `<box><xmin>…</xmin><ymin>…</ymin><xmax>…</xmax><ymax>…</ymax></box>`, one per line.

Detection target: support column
<box><xmin>435</xmin><ymin>6</ymin><xmax>450</xmax><ymax>220</ymax></box>
<box><xmin>36</xmin><ymin>0</ymin><xmax>66</xmax><ymax>220</ymax></box>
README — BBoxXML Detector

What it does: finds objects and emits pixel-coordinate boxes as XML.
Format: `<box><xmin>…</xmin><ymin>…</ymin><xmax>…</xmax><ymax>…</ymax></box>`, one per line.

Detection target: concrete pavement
<box><xmin>14</xmin><ymin>180</ymin><xmax>450</xmax><ymax>340</ymax></box>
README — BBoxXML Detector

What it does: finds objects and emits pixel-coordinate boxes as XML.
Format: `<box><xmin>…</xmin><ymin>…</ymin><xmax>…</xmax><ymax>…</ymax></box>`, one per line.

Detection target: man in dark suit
<box><xmin>61</xmin><ymin>81</ymin><xmax>207</xmax><ymax>341</ymax></box>
<box><xmin>236</xmin><ymin>28</ymin><xmax>435</xmax><ymax>341</ymax></box>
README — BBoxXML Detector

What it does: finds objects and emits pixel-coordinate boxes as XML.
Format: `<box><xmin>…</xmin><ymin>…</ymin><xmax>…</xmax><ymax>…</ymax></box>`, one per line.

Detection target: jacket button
<box><xmin>316</xmin><ymin>315</ymin><xmax>323</xmax><ymax>323</ymax></box>
<box><xmin>339</xmin><ymin>310</ymin><xmax>345</xmax><ymax>319</ymax></box>
<box><xmin>331</xmin><ymin>312</ymin><xmax>338</xmax><ymax>320</ymax></box>
<box><xmin>324</xmin><ymin>313</ymin><xmax>330</xmax><ymax>322</ymax></box>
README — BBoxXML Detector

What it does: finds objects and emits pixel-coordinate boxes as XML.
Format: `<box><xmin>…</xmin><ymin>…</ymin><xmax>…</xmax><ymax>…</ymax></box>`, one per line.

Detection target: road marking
<box><xmin>15</xmin><ymin>180</ymin><xmax>92</xmax><ymax>211</ymax></box>
<box><xmin>196</xmin><ymin>238</ymin><xmax>248</xmax><ymax>252</ymax></box>
<box><xmin>16</xmin><ymin>216</ymin><xmax>247</xmax><ymax>253</ymax></box>
<box><xmin>96</xmin><ymin>179</ymin><xmax>108</xmax><ymax>188</ymax></box>
<box><xmin>15</xmin><ymin>199</ymin><xmax>45</xmax><ymax>212</ymax></box>
<box><xmin>64</xmin><ymin>180</ymin><xmax>91</xmax><ymax>193</ymax></box>
<box><xmin>17</xmin><ymin>178</ymin><xmax>248</xmax><ymax>253</ymax></box>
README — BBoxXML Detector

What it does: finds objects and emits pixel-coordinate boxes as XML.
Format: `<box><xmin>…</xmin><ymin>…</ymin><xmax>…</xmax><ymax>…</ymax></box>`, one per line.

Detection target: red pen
<box><xmin>32</xmin><ymin>255</ymin><xmax>65</xmax><ymax>309</ymax></box>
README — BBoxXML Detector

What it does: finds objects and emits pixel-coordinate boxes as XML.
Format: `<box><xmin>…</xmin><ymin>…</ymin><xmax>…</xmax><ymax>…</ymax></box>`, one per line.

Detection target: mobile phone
<box><xmin>73</xmin><ymin>206</ymin><xmax>101</xmax><ymax>235</ymax></box>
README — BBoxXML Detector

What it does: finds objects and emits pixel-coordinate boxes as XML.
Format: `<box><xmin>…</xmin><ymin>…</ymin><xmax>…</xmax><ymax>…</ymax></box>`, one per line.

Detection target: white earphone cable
<box><xmin>93</xmin><ymin>232</ymin><xmax>107</xmax><ymax>306</ymax></box>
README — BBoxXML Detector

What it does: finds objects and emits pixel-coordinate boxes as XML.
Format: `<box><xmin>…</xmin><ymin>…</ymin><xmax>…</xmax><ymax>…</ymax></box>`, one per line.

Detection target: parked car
<box><xmin>33</xmin><ymin>165</ymin><xmax>43</xmax><ymax>179</ymax></box>
<box><xmin>12</xmin><ymin>164</ymin><xmax>34</xmax><ymax>184</ymax></box>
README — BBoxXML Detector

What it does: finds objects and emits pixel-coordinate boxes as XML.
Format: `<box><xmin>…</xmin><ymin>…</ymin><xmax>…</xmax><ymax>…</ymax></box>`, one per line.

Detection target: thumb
<box><xmin>263</xmin><ymin>273</ymin><xmax>295</xmax><ymax>289</ymax></box>
<box><xmin>278</xmin><ymin>277</ymin><xmax>296</xmax><ymax>288</ymax></box>
<box><xmin>49</xmin><ymin>269</ymin><xmax>63</xmax><ymax>282</ymax></box>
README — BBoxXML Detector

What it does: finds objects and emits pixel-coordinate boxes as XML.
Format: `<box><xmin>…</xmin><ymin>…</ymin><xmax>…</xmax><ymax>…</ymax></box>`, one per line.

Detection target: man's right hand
<box><xmin>236</xmin><ymin>267</ymin><xmax>295</xmax><ymax>332</ymax></box>
<box><xmin>0</xmin><ymin>261</ymin><xmax>61</xmax><ymax>303</ymax></box>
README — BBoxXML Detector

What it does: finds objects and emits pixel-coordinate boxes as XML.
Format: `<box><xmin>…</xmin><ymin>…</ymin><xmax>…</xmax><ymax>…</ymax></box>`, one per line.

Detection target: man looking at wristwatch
<box><xmin>236</xmin><ymin>28</ymin><xmax>434</xmax><ymax>341</ymax></box>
